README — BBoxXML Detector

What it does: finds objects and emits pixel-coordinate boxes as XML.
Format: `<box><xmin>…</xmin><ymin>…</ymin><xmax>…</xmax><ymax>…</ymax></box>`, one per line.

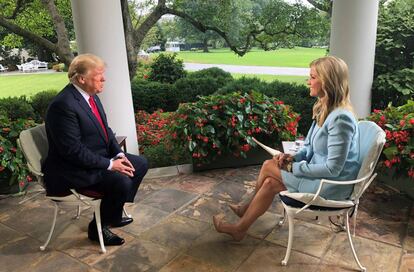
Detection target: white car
<box><xmin>0</xmin><ymin>64</ymin><xmax>8</xmax><ymax>72</ymax></box>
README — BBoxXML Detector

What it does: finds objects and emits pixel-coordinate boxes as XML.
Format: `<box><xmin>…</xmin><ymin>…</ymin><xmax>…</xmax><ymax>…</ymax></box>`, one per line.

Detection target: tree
<box><xmin>1</xmin><ymin>0</ymin><xmax>326</xmax><ymax>78</ymax></box>
<box><xmin>0</xmin><ymin>0</ymin><xmax>74</xmax><ymax>65</ymax></box>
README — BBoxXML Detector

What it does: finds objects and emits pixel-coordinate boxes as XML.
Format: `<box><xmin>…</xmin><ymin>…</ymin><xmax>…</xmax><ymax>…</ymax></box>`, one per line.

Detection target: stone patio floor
<box><xmin>0</xmin><ymin>165</ymin><xmax>413</xmax><ymax>272</ymax></box>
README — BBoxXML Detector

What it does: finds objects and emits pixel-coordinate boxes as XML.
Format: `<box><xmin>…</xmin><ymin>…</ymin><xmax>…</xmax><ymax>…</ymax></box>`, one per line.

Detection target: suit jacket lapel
<box><xmin>69</xmin><ymin>85</ymin><xmax>107</xmax><ymax>143</ymax></box>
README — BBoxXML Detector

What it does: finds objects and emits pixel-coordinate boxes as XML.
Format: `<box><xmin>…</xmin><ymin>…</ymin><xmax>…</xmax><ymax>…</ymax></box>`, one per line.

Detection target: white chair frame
<box><xmin>18</xmin><ymin>124</ymin><xmax>134</xmax><ymax>254</ymax></box>
<box><xmin>278</xmin><ymin>121</ymin><xmax>386</xmax><ymax>271</ymax></box>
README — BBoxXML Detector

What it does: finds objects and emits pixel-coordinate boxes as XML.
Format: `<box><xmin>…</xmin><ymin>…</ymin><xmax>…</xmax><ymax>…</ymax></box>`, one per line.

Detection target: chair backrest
<box><xmin>18</xmin><ymin>124</ymin><xmax>48</xmax><ymax>186</ymax></box>
<box><xmin>350</xmin><ymin>121</ymin><xmax>386</xmax><ymax>200</ymax></box>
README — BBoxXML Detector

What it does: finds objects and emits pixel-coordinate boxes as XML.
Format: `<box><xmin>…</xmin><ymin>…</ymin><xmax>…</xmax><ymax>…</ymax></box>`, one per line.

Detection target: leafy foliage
<box><xmin>0</xmin><ymin>96</ymin><xmax>36</xmax><ymax>121</ymax></box>
<box><xmin>131</xmin><ymin>79</ymin><xmax>177</xmax><ymax>112</ymax></box>
<box><xmin>135</xmin><ymin>110</ymin><xmax>190</xmax><ymax>168</ymax></box>
<box><xmin>147</xmin><ymin>53</ymin><xmax>186</xmax><ymax>84</ymax></box>
<box><xmin>368</xmin><ymin>100</ymin><xmax>414</xmax><ymax>179</ymax></box>
<box><xmin>0</xmin><ymin>116</ymin><xmax>37</xmax><ymax>193</ymax></box>
<box><xmin>168</xmin><ymin>91</ymin><xmax>299</xmax><ymax>165</ymax></box>
<box><xmin>30</xmin><ymin>90</ymin><xmax>58</xmax><ymax>122</ymax></box>
<box><xmin>372</xmin><ymin>0</ymin><xmax>414</xmax><ymax>110</ymax></box>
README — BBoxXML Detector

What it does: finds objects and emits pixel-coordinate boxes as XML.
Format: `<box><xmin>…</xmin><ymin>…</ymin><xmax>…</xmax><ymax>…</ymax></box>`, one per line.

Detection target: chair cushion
<box><xmin>279</xmin><ymin>191</ymin><xmax>354</xmax><ymax>210</ymax></box>
<box><xmin>76</xmin><ymin>189</ymin><xmax>104</xmax><ymax>199</ymax></box>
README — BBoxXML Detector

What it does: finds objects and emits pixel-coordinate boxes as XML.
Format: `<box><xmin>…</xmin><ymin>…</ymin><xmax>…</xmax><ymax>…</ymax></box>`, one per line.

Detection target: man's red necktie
<box><xmin>88</xmin><ymin>96</ymin><xmax>108</xmax><ymax>141</ymax></box>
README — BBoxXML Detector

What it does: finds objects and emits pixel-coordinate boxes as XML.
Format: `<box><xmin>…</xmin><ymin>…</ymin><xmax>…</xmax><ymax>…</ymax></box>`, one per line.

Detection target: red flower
<box><xmin>400</xmin><ymin>120</ymin><xmax>405</xmax><ymax>127</ymax></box>
<box><xmin>26</xmin><ymin>175</ymin><xmax>33</xmax><ymax>182</ymax></box>
<box><xmin>0</xmin><ymin>166</ymin><xmax>4</xmax><ymax>172</ymax></box>
<box><xmin>10</xmin><ymin>147</ymin><xmax>17</xmax><ymax>153</ymax></box>
<box><xmin>410</xmin><ymin>119</ymin><xmax>414</xmax><ymax>125</ymax></box>
<box><xmin>241</xmin><ymin>144</ymin><xmax>250</xmax><ymax>152</ymax></box>
<box><xmin>0</xmin><ymin>147</ymin><xmax>3</xmax><ymax>153</ymax></box>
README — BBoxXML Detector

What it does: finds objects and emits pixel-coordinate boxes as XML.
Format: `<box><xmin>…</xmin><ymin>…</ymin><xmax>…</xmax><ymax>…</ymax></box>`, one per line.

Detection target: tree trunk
<box><xmin>202</xmin><ymin>36</ymin><xmax>209</xmax><ymax>52</ymax></box>
<box><xmin>120</xmin><ymin>0</ymin><xmax>138</xmax><ymax>80</ymax></box>
<box><xmin>41</xmin><ymin>0</ymin><xmax>73</xmax><ymax>65</ymax></box>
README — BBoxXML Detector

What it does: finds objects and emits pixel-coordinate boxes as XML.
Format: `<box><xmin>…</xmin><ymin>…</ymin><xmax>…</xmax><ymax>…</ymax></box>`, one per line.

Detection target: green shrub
<box><xmin>188</xmin><ymin>67</ymin><xmax>233</xmax><ymax>87</ymax></box>
<box><xmin>0</xmin><ymin>96</ymin><xmax>35</xmax><ymax>121</ymax></box>
<box><xmin>142</xmin><ymin>143</ymin><xmax>190</xmax><ymax>168</ymax></box>
<box><xmin>30</xmin><ymin>90</ymin><xmax>58</xmax><ymax>122</ymax></box>
<box><xmin>263</xmin><ymin>80</ymin><xmax>314</xmax><ymax>136</ymax></box>
<box><xmin>217</xmin><ymin>76</ymin><xmax>267</xmax><ymax>95</ymax></box>
<box><xmin>174</xmin><ymin>76</ymin><xmax>223</xmax><ymax>104</ymax></box>
<box><xmin>148</xmin><ymin>53</ymin><xmax>186</xmax><ymax>84</ymax></box>
<box><xmin>372</xmin><ymin>68</ymin><xmax>414</xmax><ymax>110</ymax></box>
<box><xmin>130</xmin><ymin>79</ymin><xmax>177</xmax><ymax>112</ymax></box>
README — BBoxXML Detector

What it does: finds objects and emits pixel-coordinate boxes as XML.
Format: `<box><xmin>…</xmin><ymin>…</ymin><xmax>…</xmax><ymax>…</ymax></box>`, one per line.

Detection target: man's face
<box><xmin>80</xmin><ymin>67</ymin><xmax>106</xmax><ymax>95</ymax></box>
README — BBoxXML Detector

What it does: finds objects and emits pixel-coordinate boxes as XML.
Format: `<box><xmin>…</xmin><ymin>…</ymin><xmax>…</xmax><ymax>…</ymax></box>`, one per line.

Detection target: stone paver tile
<box><xmin>0</xmin><ymin>223</ymin><xmax>26</xmax><ymax>246</ymax></box>
<box><xmin>140</xmin><ymin>215</ymin><xmax>210</xmax><ymax>251</ymax></box>
<box><xmin>400</xmin><ymin>251</ymin><xmax>414</xmax><ymax>272</ymax></box>
<box><xmin>322</xmin><ymin>233</ymin><xmax>401</xmax><ymax>272</ymax></box>
<box><xmin>159</xmin><ymin>174</ymin><xmax>220</xmax><ymax>194</ymax></box>
<box><xmin>360</xmin><ymin>185</ymin><xmax>412</xmax><ymax>222</ymax></box>
<box><xmin>140</xmin><ymin>188</ymin><xmax>198</xmax><ymax>213</ymax></box>
<box><xmin>404</xmin><ymin>215</ymin><xmax>414</xmax><ymax>251</ymax></box>
<box><xmin>185</xmin><ymin>228</ymin><xmax>261</xmax><ymax>271</ymax></box>
<box><xmin>0</xmin><ymin>197</ymin><xmax>75</xmax><ymax>240</ymax></box>
<box><xmin>50</xmin><ymin>216</ymin><xmax>135</xmax><ymax>266</ymax></box>
<box><xmin>17</xmin><ymin>251</ymin><xmax>94</xmax><ymax>272</ymax></box>
<box><xmin>248</xmin><ymin>211</ymin><xmax>280</xmax><ymax>239</ymax></box>
<box><xmin>355</xmin><ymin>209</ymin><xmax>407</xmax><ymax>247</ymax></box>
<box><xmin>159</xmin><ymin>254</ymin><xmax>226</xmax><ymax>272</ymax></box>
<box><xmin>134</xmin><ymin>182</ymin><xmax>162</xmax><ymax>202</ymax></box>
<box><xmin>207</xmin><ymin>181</ymin><xmax>253</xmax><ymax>204</ymax></box>
<box><xmin>236</xmin><ymin>241</ymin><xmax>320</xmax><ymax>272</ymax></box>
<box><xmin>122</xmin><ymin>204</ymin><xmax>169</xmax><ymax>236</ymax></box>
<box><xmin>266</xmin><ymin>220</ymin><xmax>333</xmax><ymax>258</ymax></box>
<box><xmin>0</xmin><ymin>236</ymin><xmax>46</xmax><ymax>272</ymax></box>
<box><xmin>94</xmin><ymin>239</ymin><xmax>178</xmax><ymax>272</ymax></box>
<box><xmin>198</xmin><ymin>165</ymin><xmax>260</xmax><ymax>184</ymax></box>
<box><xmin>179</xmin><ymin>196</ymin><xmax>239</xmax><ymax>224</ymax></box>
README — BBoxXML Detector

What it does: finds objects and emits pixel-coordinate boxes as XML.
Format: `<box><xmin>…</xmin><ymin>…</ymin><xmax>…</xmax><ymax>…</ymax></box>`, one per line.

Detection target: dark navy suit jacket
<box><xmin>43</xmin><ymin>84</ymin><xmax>122</xmax><ymax>195</ymax></box>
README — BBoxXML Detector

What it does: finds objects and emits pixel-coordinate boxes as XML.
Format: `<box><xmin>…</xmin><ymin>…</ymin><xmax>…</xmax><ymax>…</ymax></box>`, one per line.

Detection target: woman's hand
<box><xmin>273</xmin><ymin>153</ymin><xmax>293</xmax><ymax>171</ymax></box>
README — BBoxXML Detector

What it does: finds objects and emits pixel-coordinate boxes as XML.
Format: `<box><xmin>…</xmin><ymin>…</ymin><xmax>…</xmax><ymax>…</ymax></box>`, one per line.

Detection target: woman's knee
<box><xmin>261</xmin><ymin>177</ymin><xmax>283</xmax><ymax>194</ymax></box>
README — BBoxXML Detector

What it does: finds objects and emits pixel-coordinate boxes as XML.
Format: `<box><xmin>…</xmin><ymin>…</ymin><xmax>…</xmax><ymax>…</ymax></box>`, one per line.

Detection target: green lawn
<box><xmin>232</xmin><ymin>74</ymin><xmax>307</xmax><ymax>85</ymax></box>
<box><xmin>0</xmin><ymin>72</ymin><xmax>68</xmax><ymax>98</ymax></box>
<box><xmin>175</xmin><ymin>47</ymin><xmax>326</xmax><ymax>67</ymax></box>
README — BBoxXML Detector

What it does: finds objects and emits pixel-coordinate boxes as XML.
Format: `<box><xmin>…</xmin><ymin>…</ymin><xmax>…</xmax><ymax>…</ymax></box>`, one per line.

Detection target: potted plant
<box><xmin>168</xmin><ymin>91</ymin><xmax>300</xmax><ymax>170</ymax></box>
<box><xmin>0</xmin><ymin>116</ymin><xmax>36</xmax><ymax>194</ymax></box>
<box><xmin>368</xmin><ymin>100</ymin><xmax>414</xmax><ymax>197</ymax></box>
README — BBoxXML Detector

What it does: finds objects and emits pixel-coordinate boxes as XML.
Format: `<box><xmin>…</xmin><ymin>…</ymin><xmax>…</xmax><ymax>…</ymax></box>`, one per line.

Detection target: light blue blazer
<box><xmin>281</xmin><ymin>108</ymin><xmax>360</xmax><ymax>200</ymax></box>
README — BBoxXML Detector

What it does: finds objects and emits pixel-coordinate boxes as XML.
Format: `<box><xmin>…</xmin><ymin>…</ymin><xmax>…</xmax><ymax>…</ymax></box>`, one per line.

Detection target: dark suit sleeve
<box><xmin>47</xmin><ymin>100</ymin><xmax>111</xmax><ymax>169</ymax></box>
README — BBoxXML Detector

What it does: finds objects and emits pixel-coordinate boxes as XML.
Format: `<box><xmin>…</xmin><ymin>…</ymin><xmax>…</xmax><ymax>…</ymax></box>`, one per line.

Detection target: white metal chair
<box><xmin>278</xmin><ymin>121</ymin><xmax>386</xmax><ymax>271</ymax></box>
<box><xmin>18</xmin><ymin>124</ymin><xmax>107</xmax><ymax>253</ymax></box>
<box><xmin>0</xmin><ymin>64</ymin><xmax>8</xmax><ymax>72</ymax></box>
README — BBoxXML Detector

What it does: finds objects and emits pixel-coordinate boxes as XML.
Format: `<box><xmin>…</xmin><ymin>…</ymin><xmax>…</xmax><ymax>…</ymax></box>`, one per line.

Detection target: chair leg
<box><xmin>278</xmin><ymin>209</ymin><xmax>286</xmax><ymax>226</ymax></box>
<box><xmin>345</xmin><ymin>211</ymin><xmax>366</xmax><ymax>272</ymax></box>
<box><xmin>281</xmin><ymin>211</ymin><xmax>294</xmax><ymax>266</ymax></box>
<box><xmin>94</xmin><ymin>200</ymin><xmax>106</xmax><ymax>254</ymax></box>
<box><xmin>73</xmin><ymin>204</ymin><xmax>81</xmax><ymax>219</ymax></box>
<box><xmin>40</xmin><ymin>202</ymin><xmax>58</xmax><ymax>251</ymax></box>
<box><xmin>123</xmin><ymin>206</ymin><xmax>132</xmax><ymax>219</ymax></box>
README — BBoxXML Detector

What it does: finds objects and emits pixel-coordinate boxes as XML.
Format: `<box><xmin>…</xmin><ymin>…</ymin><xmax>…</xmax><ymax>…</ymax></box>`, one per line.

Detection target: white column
<box><xmin>330</xmin><ymin>0</ymin><xmax>379</xmax><ymax>118</ymax></box>
<box><xmin>70</xmin><ymin>0</ymin><xmax>139</xmax><ymax>154</ymax></box>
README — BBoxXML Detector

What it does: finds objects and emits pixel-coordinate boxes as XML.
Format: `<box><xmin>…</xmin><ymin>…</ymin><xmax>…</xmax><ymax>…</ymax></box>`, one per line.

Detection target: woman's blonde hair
<box><xmin>311</xmin><ymin>56</ymin><xmax>354</xmax><ymax>126</ymax></box>
<box><xmin>68</xmin><ymin>54</ymin><xmax>105</xmax><ymax>83</ymax></box>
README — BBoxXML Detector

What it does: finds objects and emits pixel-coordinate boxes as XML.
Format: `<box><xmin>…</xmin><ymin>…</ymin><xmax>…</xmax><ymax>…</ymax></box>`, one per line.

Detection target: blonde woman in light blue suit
<box><xmin>213</xmin><ymin>56</ymin><xmax>360</xmax><ymax>241</ymax></box>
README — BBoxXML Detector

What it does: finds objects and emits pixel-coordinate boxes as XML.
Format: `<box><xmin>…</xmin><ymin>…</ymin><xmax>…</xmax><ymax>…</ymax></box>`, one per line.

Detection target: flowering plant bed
<box><xmin>135</xmin><ymin>110</ymin><xmax>190</xmax><ymax>168</ymax></box>
<box><xmin>168</xmin><ymin>91</ymin><xmax>300</xmax><ymax>167</ymax></box>
<box><xmin>0</xmin><ymin>116</ymin><xmax>36</xmax><ymax>194</ymax></box>
<box><xmin>368</xmin><ymin>100</ymin><xmax>414</xmax><ymax>179</ymax></box>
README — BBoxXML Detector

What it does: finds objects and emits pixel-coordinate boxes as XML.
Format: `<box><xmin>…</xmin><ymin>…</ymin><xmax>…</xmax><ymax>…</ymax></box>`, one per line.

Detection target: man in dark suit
<box><xmin>43</xmin><ymin>54</ymin><xmax>148</xmax><ymax>246</ymax></box>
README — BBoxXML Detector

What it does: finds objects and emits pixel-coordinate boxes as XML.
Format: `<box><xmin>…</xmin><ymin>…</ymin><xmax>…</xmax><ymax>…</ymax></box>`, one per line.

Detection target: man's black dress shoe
<box><xmin>110</xmin><ymin>217</ymin><xmax>133</xmax><ymax>228</ymax></box>
<box><xmin>88</xmin><ymin>223</ymin><xmax>125</xmax><ymax>246</ymax></box>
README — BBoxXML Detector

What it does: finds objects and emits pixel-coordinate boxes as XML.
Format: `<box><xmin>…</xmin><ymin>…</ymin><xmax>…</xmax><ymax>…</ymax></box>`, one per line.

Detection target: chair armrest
<box><xmin>294</xmin><ymin>174</ymin><xmax>373</xmax><ymax>214</ymax></box>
